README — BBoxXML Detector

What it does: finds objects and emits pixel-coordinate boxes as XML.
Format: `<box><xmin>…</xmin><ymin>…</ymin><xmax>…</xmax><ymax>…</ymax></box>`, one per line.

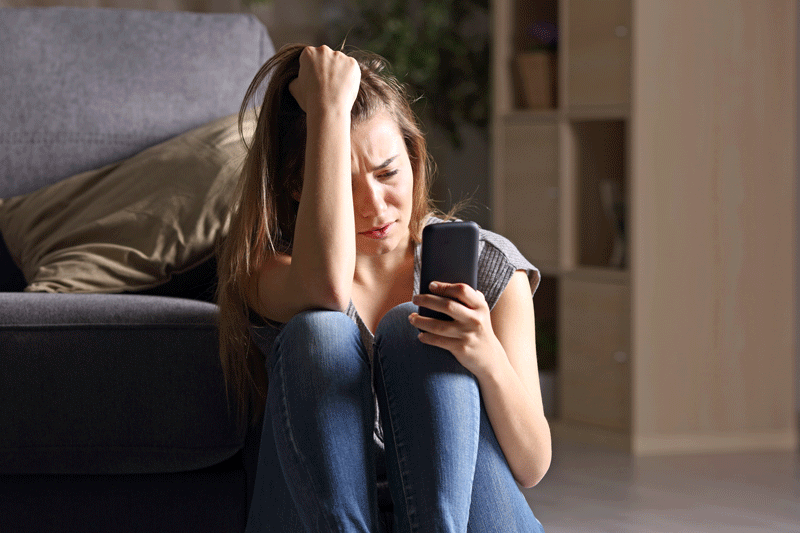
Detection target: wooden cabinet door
<box><xmin>567</xmin><ymin>0</ymin><xmax>631</xmax><ymax>108</ymax></box>
<box><xmin>559</xmin><ymin>275</ymin><xmax>631</xmax><ymax>430</ymax></box>
<box><xmin>499</xmin><ymin>120</ymin><xmax>560</xmax><ymax>271</ymax></box>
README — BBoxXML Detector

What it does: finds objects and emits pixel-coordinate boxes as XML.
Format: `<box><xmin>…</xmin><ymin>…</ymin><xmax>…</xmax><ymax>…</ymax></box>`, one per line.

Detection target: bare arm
<box><xmin>410</xmin><ymin>271</ymin><xmax>551</xmax><ymax>488</ymax></box>
<box><xmin>478</xmin><ymin>271</ymin><xmax>551</xmax><ymax>487</ymax></box>
<box><xmin>250</xmin><ymin>46</ymin><xmax>361</xmax><ymax>322</ymax></box>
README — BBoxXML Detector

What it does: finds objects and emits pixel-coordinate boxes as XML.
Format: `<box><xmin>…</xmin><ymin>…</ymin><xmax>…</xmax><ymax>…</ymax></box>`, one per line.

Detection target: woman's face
<box><xmin>350</xmin><ymin>111</ymin><xmax>415</xmax><ymax>257</ymax></box>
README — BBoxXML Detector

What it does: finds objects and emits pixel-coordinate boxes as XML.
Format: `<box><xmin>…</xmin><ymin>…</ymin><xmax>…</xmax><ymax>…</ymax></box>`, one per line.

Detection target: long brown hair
<box><xmin>217</xmin><ymin>44</ymin><xmax>437</xmax><ymax>426</ymax></box>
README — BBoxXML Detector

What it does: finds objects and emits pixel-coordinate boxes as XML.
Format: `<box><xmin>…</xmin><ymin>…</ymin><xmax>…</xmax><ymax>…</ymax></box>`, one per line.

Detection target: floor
<box><xmin>521</xmin><ymin>439</ymin><xmax>800</xmax><ymax>533</ymax></box>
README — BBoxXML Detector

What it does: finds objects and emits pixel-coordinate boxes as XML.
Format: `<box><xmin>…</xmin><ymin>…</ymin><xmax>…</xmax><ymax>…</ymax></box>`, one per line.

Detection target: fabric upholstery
<box><xmin>0</xmin><ymin>232</ymin><xmax>25</xmax><ymax>292</ymax></box>
<box><xmin>0</xmin><ymin>293</ymin><xmax>243</xmax><ymax>475</ymax></box>
<box><xmin>0</xmin><ymin>7</ymin><xmax>273</xmax><ymax>198</ymax></box>
<box><xmin>0</xmin><ymin>114</ymin><xmax>252</xmax><ymax>294</ymax></box>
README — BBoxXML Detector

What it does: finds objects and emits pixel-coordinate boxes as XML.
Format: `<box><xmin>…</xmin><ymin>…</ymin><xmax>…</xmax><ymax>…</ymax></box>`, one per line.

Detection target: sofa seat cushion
<box><xmin>0</xmin><ymin>293</ymin><xmax>242</xmax><ymax>475</ymax></box>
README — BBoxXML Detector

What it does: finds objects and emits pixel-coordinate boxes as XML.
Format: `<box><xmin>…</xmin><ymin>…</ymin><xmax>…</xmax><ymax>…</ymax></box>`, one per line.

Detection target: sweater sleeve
<box><xmin>477</xmin><ymin>228</ymin><xmax>540</xmax><ymax>311</ymax></box>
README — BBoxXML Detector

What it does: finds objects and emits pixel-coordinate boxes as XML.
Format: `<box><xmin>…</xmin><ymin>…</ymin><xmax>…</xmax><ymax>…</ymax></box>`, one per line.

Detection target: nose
<box><xmin>354</xmin><ymin>178</ymin><xmax>387</xmax><ymax>218</ymax></box>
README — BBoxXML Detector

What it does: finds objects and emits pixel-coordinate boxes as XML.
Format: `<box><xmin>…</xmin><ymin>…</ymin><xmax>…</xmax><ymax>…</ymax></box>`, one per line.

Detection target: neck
<box><xmin>354</xmin><ymin>238</ymin><xmax>415</xmax><ymax>287</ymax></box>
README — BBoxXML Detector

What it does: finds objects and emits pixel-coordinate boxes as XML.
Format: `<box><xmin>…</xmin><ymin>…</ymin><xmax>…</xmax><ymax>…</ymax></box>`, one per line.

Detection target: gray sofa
<box><xmin>0</xmin><ymin>8</ymin><xmax>275</xmax><ymax>532</ymax></box>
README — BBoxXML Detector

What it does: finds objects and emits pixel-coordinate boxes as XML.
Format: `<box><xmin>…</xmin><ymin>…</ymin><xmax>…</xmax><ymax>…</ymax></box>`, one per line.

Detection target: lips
<box><xmin>359</xmin><ymin>222</ymin><xmax>394</xmax><ymax>239</ymax></box>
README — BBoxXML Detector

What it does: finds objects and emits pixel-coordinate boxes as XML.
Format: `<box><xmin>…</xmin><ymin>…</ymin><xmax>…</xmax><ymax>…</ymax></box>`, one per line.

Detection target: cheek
<box><xmin>400</xmin><ymin>165</ymin><xmax>415</xmax><ymax>203</ymax></box>
<box><xmin>394</xmin><ymin>178</ymin><xmax>415</xmax><ymax>214</ymax></box>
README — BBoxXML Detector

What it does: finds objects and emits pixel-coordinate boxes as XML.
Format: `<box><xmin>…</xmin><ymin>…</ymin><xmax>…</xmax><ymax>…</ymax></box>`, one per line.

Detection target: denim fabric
<box><xmin>245</xmin><ymin>303</ymin><xmax>544</xmax><ymax>532</ymax></box>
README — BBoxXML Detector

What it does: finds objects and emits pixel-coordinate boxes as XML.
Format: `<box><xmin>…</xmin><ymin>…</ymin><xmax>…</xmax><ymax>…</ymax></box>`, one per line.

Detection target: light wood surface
<box><xmin>492</xmin><ymin>0</ymin><xmax>798</xmax><ymax>454</ymax></box>
<box><xmin>501</xmin><ymin>119</ymin><xmax>560</xmax><ymax>271</ymax></box>
<box><xmin>566</xmin><ymin>0</ymin><xmax>631</xmax><ymax>109</ymax></box>
<box><xmin>560</xmin><ymin>275</ymin><xmax>631</xmax><ymax>430</ymax></box>
<box><xmin>630</xmin><ymin>0</ymin><xmax>797</xmax><ymax>453</ymax></box>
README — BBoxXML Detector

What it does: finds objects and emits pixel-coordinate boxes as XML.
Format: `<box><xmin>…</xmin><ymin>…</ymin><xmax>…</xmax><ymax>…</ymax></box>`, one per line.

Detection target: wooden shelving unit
<box><xmin>490</xmin><ymin>0</ymin><xmax>798</xmax><ymax>454</ymax></box>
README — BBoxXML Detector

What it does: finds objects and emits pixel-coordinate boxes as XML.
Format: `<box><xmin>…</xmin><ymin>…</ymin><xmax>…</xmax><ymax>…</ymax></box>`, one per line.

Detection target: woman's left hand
<box><xmin>409</xmin><ymin>282</ymin><xmax>506</xmax><ymax>377</ymax></box>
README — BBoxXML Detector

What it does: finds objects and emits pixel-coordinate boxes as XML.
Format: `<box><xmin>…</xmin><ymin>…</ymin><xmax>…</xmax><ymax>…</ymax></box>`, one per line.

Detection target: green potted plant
<box><xmin>326</xmin><ymin>0</ymin><xmax>490</xmax><ymax>148</ymax></box>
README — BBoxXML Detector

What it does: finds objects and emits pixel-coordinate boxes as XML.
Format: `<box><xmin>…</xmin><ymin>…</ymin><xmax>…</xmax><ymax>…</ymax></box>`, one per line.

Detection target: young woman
<box><xmin>217</xmin><ymin>44</ymin><xmax>550</xmax><ymax>533</ymax></box>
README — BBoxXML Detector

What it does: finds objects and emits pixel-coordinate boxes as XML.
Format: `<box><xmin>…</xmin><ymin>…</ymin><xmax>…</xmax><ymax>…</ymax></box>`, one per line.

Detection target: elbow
<box><xmin>517</xmin><ymin>466</ymin><xmax>549</xmax><ymax>489</ymax></box>
<box><xmin>516</xmin><ymin>461</ymin><xmax>550</xmax><ymax>489</ymax></box>
<box><xmin>306</xmin><ymin>279</ymin><xmax>351</xmax><ymax>313</ymax></box>
<box><xmin>515</xmin><ymin>443</ymin><xmax>552</xmax><ymax>489</ymax></box>
<box><xmin>317</xmin><ymin>293</ymin><xmax>351</xmax><ymax>314</ymax></box>
<box><xmin>289</xmin><ymin>257</ymin><xmax>354</xmax><ymax>314</ymax></box>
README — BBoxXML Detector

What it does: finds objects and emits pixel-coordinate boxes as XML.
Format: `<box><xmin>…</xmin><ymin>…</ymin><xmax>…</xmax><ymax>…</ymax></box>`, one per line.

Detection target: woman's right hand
<box><xmin>289</xmin><ymin>45</ymin><xmax>361</xmax><ymax>117</ymax></box>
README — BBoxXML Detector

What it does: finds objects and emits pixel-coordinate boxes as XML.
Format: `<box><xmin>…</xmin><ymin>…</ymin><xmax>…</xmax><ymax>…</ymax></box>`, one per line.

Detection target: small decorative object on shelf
<box><xmin>515</xmin><ymin>52</ymin><xmax>556</xmax><ymax>109</ymax></box>
<box><xmin>599</xmin><ymin>178</ymin><xmax>626</xmax><ymax>269</ymax></box>
<box><xmin>514</xmin><ymin>20</ymin><xmax>558</xmax><ymax>109</ymax></box>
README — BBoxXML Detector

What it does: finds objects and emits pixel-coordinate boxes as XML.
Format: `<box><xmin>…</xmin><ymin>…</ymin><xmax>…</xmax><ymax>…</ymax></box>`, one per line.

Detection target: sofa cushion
<box><xmin>0</xmin><ymin>114</ymin><xmax>251</xmax><ymax>294</ymax></box>
<box><xmin>0</xmin><ymin>293</ymin><xmax>242</xmax><ymax>475</ymax></box>
<box><xmin>0</xmin><ymin>6</ymin><xmax>274</xmax><ymax>198</ymax></box>
<box><xmin>0</xmin><ymin>232</ymin><xmax>25</xmax><ymax>292</ymax></box>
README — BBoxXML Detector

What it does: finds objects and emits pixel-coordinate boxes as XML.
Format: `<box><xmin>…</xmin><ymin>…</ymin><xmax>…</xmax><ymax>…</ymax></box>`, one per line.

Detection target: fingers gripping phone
<box><xmin>419</xmin><ymin>221</ymin><xmax>480</xmax><ymax>321</ymax></box>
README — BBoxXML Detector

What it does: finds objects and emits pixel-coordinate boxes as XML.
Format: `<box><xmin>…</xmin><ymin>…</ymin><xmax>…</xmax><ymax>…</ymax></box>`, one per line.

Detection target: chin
<box><xmin>358</xmin><ymin>227</ymin><xmax>409</xmax><ymax>256</ymax></box>
<box><xmin>358</xmin><ymin>238</ymin><xmax>397</xmax><ymax>256</ymax></box>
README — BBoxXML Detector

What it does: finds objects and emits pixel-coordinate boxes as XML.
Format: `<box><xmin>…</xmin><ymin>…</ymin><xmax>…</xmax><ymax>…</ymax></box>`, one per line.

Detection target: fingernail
<box><xmin>429</xmin><ymin>281</ymin><xmax>440</xmax><ymax>289</ymax></box>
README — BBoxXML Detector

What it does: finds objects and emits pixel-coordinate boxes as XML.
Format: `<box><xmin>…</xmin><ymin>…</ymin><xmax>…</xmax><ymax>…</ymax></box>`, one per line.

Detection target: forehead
<box><xmin>351</xmin><ymin>111</ymin><xmax>406</xmax><ymax>159</ymax></box>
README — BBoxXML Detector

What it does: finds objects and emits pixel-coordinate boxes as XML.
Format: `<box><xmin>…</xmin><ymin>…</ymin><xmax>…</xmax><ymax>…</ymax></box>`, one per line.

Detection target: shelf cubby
<box><xmin>571</xmin><ymin>120</ymin><xmax>627</xmax><ymax>270</ymax></box>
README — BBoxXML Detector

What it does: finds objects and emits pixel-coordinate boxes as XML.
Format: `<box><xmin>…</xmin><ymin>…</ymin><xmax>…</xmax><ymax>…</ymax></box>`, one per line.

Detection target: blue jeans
<box><xmin>245</xmin><ymin>303</ymin><xmax>544</xmax><ymax>533</ymax></box>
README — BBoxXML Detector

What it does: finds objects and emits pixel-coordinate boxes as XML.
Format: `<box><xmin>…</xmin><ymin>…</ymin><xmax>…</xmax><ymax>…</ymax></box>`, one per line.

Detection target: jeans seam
<box><xmin>274</xmin><ymin>345</ymin><xmax>339</xmax><ymax>533</ymax></box>
<box><xmin>376</xmin><ymin>339</ymin><xmax>418</xmax><ymax>533</ymax></box>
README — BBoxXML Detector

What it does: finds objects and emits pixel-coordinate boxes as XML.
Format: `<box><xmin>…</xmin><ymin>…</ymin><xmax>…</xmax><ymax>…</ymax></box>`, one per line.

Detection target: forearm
<box><xmin>475</xmin><ymin>353</ymin><xmax>551</xmax><ymax>489</ymax></box>
<box><xmin>289</xmin><ymin>110</ymin><xmax>356</xmax><ymax>310</ymax></box>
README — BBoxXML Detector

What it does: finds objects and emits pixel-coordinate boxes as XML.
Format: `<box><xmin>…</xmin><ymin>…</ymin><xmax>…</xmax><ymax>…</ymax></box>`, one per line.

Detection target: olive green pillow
<box><xmin>0</xmin><ymin>114</ymin><xmax>252</xmax><ymax>293</ymax></box>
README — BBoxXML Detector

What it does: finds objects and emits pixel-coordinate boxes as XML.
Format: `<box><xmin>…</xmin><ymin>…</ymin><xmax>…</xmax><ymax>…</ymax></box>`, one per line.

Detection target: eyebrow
<box><xmin>371</xmin><ymin>156</ymin><xmax>398</xmax><ymax>172</ymax></box>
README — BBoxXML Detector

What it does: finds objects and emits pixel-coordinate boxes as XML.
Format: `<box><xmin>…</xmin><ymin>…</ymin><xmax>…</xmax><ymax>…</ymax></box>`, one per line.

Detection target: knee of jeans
<box><xmin>273</xmin><ymin>309</ymin><xmax>365</xmax><ymax>372</ymax></box>
<box><xmin>374</xmin><ymin>301</ymin><xmax>417</xmax><ymax>349</ymax></box>
<box><xmin>375</xmin><ymin>301</ymin><xmax>476</xmax><ymax>385</ymax></box>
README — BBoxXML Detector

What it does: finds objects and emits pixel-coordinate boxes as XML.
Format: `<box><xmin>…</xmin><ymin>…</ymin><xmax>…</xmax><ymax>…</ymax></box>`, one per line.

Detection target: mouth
<box><xmin>359</xmin><ymin>222</ymin><xmax>394</xmax><ymax>239</ymax></box>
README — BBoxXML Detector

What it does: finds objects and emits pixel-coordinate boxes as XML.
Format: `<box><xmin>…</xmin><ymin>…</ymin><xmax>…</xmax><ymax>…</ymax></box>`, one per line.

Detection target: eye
<box><xmin>379</xmin><ymin>169</ymin><xmax>399</xmax><ymax>180</ymax></box>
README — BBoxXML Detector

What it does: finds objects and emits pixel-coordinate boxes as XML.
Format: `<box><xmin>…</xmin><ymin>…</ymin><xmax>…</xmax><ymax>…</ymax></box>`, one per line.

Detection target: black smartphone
<box><xmin>419</xmin><ymin>221</ymin><xmax>480</xmax><ymax>321</ymax></box>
